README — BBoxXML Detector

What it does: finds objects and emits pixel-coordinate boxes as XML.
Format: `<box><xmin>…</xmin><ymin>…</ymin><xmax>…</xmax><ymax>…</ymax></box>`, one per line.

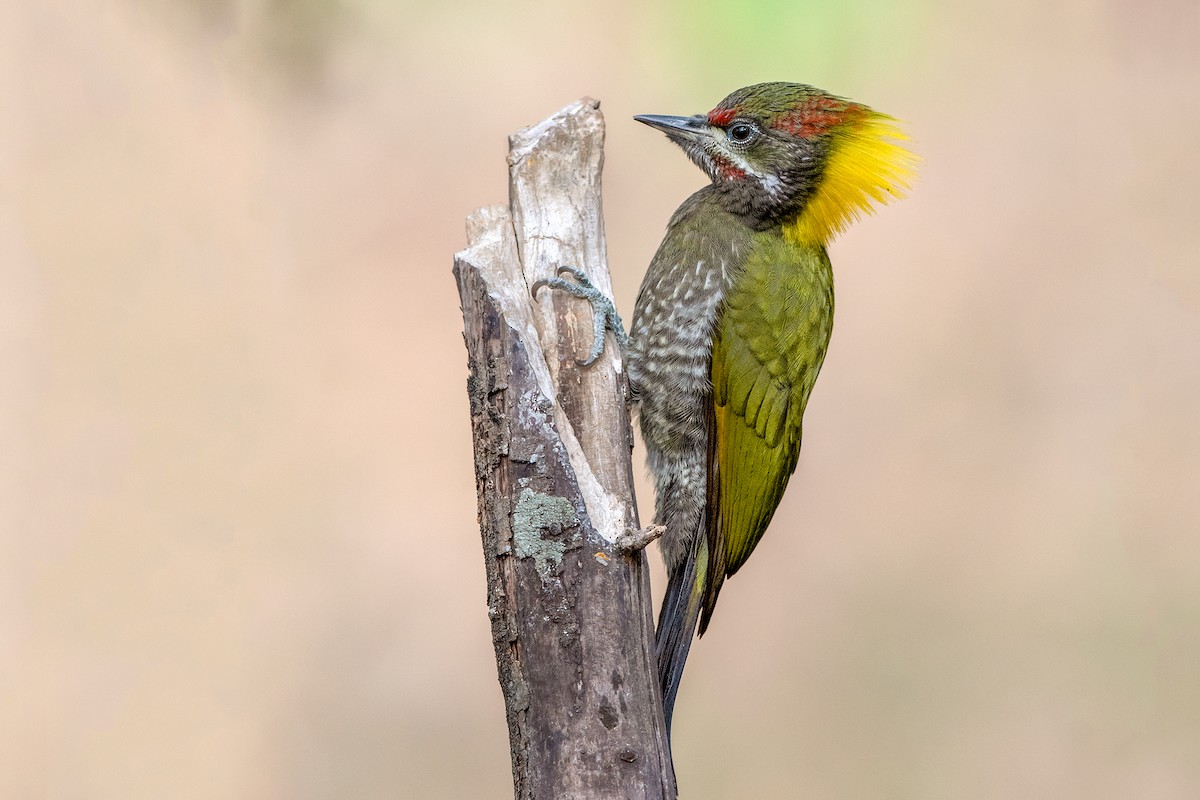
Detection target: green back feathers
<box><xmin>701</xmin><ymin>237</ymin><xmax>834</xmax><ymax>631</ymax></box>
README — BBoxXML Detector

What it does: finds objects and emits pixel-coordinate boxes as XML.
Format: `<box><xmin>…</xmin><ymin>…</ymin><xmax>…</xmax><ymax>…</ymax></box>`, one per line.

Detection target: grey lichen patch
<box><xmin>507</xmin><ymin>677</ymin><xmax>530</xmax><ymax>713</ymax></box>
<box><xmin>512</xmin><ymin>488</ymin><xmax>579</xmax><ymax>580</ymax></box>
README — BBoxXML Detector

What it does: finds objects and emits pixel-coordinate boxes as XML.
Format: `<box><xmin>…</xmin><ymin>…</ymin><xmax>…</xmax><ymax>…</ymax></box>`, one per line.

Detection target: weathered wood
<box><xmin>454</xmin><ymin>99</ymin><xmax>676</xmax><ymax>799</ymax></box>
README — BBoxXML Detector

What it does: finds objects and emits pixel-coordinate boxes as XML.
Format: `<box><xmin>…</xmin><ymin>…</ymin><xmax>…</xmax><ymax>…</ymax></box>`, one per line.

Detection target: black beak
<box><xmin>633</xmin><ymin>114</ymin><xmax>711</xmax><ymax>140</ymax></box>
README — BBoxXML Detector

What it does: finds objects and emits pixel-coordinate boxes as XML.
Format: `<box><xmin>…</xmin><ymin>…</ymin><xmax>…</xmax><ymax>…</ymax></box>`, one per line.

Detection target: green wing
<box><xmin>700</xmin><ymin>241</ymin><xmax>834</xmax><ymax>633</ymax></box>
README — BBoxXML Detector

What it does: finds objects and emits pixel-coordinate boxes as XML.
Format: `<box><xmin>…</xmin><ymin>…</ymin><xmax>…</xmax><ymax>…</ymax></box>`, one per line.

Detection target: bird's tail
<box><xmin>655</xmin><ymin>534</ymin><xmax>708</xmax><ymax>737</ymax></box>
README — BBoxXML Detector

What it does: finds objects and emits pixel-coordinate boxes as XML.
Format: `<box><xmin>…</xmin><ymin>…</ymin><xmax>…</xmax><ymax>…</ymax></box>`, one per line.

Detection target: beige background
<box><xmin>2</xmin><ymin>0</ymin><xmax>1198</xmax><ymax>797</ymax></box>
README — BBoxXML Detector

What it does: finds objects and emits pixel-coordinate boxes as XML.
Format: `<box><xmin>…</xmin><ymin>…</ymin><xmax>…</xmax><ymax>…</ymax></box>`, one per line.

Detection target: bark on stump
<box><xmin>454</xmin><ymin>98</ymin><xmax>677</xmax><ymax>799</ymax></box>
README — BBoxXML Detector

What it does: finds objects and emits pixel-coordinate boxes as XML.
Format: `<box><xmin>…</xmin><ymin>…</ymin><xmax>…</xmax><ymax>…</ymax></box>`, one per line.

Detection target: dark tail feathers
<box><xmin>655</xmin><ymin>536</ymin><xmax>706</xmax><ymax>737</ymax></box>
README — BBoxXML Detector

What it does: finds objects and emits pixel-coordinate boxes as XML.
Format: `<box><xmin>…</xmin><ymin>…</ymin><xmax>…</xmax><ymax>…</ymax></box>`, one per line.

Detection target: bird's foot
<box><xmin>617</xmin><ymin>524</ymin><xmax>666</xmax><ymax>554</ymax></box>
<box><xmin>531</xmin><ymin>266</ymin><xmax>629</xmax><ymax>366</ymax></box>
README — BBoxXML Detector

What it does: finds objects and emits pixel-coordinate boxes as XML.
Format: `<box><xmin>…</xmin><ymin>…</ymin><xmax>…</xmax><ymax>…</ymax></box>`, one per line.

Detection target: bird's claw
<box><xmin>531</xmin><ymin>265</ymin><xmax>629</xmax><ymax>366</ymax></box>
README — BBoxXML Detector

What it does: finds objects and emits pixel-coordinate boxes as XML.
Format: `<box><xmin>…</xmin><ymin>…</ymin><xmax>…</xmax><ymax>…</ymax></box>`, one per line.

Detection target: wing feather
<box><xmin>699</xmin><ymin>242</ymin><xmax>833</xmax><ymax>633</ymax></box>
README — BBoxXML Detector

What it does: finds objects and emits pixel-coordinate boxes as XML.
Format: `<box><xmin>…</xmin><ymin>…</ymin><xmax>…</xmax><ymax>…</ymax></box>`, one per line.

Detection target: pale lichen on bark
<box><xmin>512</xmin><ymin>488</ymin><xmax>579</xmax><ymax>580</ymax></box>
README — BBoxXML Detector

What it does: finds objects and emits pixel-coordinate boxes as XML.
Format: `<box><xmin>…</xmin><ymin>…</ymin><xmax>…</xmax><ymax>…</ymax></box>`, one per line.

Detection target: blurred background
<box><xmin>2</xmin><ymin>0</ymin><xmax>1199</xmax><ymax>797</ymax></box>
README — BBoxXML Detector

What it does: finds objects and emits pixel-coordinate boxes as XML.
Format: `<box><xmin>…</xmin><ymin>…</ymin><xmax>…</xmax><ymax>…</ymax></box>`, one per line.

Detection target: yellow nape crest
<box><xmin>783</xmin><ymin>111</ymin><xmax>917</xmax><ymax>245</ymax></box>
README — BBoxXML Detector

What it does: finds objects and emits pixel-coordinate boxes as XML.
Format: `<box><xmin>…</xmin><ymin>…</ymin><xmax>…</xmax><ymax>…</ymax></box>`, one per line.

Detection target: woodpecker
<box><xmin>537</xmin><ymin>82</ymin><xmax>915</xmax><ymax>734</ymax></box>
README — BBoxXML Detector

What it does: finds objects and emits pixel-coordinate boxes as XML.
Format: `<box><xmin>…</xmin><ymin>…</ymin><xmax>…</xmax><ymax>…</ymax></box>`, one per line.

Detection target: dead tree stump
<box><xmin>453</xmin><ymin>99</ymin><xmax>677</xmax><ymax>799</ymax></box>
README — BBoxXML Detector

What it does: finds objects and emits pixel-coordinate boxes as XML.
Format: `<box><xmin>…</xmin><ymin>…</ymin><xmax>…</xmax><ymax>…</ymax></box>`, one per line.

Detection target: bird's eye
<box><xmin>727</xmin><ymin>123</ymin><xmax>756</xmax><ymax>144</ymax></box>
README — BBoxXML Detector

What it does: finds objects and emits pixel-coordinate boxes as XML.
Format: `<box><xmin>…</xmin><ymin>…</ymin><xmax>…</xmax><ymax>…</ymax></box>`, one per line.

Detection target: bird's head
<box><xmin>636</xmin><ymin>82</ymin><xmax>916</xmax><ymax>243</ymax></box>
